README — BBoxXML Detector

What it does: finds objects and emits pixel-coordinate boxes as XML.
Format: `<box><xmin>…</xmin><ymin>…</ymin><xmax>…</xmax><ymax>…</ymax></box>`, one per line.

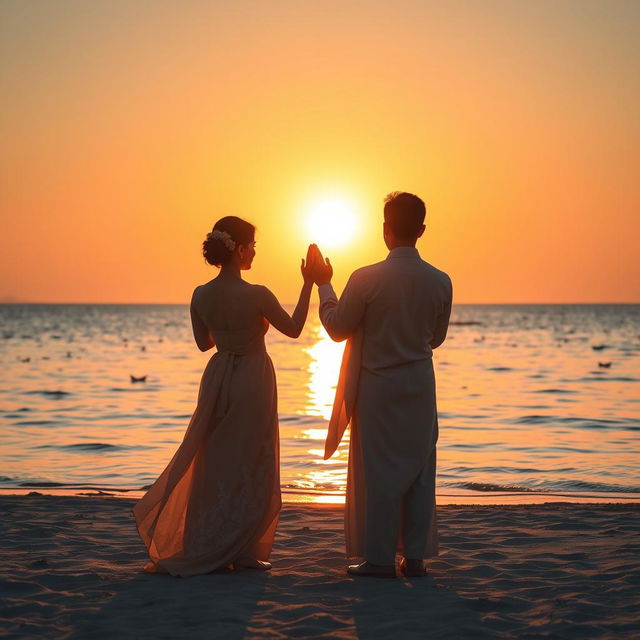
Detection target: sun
<box><xmin>306</xmin><ymin>199</ymin><xmax>357</xmax><ymax>247</ymax></box>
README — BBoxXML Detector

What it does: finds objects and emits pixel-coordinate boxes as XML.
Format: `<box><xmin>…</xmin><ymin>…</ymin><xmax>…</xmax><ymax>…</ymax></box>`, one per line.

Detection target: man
<box><xmin>311</xmin><ymin>192</ymin><xmax>452</xmax><ymax>578</ymax></box>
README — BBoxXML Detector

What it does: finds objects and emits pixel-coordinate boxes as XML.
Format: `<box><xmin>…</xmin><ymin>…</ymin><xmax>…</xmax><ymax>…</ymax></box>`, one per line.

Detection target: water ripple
<box><xmin>1</xmin><ymin>303</ymin><xmax>638</xmax><ymax>499</ymax></box>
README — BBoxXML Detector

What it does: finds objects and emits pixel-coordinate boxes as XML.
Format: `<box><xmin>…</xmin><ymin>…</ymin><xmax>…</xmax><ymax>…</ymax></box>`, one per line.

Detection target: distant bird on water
<box><xmin>592</xmin><ymin>344</ymin><xmax>610</xmax><ymax>351</ymax></box>
<box><xmin>130</xmin><ymin>375</ymin><xmax>147</xmax><ymax>383</ymax></box>
<box><xmin>598</xmin><ymin>362</ymin><xmax>612</xmax><ymax>368</ymax></box>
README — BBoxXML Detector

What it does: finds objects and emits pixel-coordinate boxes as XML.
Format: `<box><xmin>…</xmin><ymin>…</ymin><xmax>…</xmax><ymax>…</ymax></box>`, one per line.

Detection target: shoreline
<box><xmin>1</xmin><ymin>486</ymin><xmax>639</xmax><ymax>505</ymax></box>
<box><xmin>1</xmin><ymin>495</ymin><xmax>638</xmax><ymax>638</ymax></box>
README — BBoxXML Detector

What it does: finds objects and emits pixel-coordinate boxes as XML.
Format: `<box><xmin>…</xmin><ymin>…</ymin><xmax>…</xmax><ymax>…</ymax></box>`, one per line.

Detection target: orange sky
<box><xmin>1</xmin><ymin>0</ymin><xmax>639</xmax><ymax>304</ymax></box>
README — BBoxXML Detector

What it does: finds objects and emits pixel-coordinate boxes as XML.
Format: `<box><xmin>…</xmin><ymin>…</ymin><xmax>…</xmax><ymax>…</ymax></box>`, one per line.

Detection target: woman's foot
<box><xmin>232</xmin><ymin>556</ymin><xmax>272</xmax><ymax>571</ymax></box>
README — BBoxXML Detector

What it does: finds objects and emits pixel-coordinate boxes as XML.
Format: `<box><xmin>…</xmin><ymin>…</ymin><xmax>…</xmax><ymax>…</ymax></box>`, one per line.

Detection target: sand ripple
<box><xmin>0</xmin><ymin>497</ymin><xmax>638</xmax><ymax>639</ymax></box>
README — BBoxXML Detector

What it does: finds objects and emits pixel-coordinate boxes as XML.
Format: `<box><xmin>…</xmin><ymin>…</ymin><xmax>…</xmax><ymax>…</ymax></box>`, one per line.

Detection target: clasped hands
<box><xmin>301</xmin><ymin>243</ymin><xmax>333</xmax><ymax>286</ymax></box>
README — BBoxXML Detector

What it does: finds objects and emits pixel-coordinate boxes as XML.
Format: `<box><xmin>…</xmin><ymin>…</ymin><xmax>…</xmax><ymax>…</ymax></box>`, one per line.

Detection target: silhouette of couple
<box><xmin>133</xmin><ymin>192</ymin><xmax>452</xmax><ymax>579</ymax></box>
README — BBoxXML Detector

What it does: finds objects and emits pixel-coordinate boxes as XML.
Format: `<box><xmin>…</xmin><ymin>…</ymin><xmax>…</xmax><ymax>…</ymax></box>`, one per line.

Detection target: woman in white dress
<box><xmin>134</xmin><ymin>216</ymin><xmax>315</xmax><ymax>576</ymax></box>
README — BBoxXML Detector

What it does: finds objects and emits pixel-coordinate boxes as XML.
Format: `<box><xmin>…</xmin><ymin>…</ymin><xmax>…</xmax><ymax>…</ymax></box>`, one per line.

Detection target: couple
<box><xmin>133</xmin><ymin>192</ymin><xmax>453</xmax><ymax>579</ymax></box>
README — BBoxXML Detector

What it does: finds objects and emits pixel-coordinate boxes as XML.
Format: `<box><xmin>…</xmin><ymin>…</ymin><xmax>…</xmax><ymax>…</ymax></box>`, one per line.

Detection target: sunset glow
<box><xmin>0</xmin><ymin>1</ymin><xmax>638</xmax><ymax>303</ymax></box>
<box><xmin>306</xmin><ymin>199</ymin><xmax>357</xmax><ymax>248</ymax></box>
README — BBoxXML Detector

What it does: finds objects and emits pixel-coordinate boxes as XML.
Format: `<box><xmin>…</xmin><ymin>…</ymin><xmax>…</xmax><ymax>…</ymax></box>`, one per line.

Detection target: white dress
<box><xmin>133</xmin><ymin>278</ymin><xmax>295</xmax><ymax>577</ymax></box>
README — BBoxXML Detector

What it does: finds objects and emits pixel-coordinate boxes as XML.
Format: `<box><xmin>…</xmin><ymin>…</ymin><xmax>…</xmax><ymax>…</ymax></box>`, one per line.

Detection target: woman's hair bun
<box><xmin>202</xmin><ymin>216</ymin><xmax>255</xmax><ymax>267</ymax></box>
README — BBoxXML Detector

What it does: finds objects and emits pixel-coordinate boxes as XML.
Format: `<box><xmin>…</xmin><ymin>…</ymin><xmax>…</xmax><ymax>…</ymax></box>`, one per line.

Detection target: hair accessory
<box><xmin>207</xmin><ymin>229</ymin><xmax>236</xmax><ymax>251</ymax></box>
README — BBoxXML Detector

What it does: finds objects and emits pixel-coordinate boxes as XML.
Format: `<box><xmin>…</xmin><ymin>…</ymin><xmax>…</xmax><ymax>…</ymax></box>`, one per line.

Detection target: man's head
<box><xmin>383</xmin><ymin>192</ymin><xmax>426</xmax><ymax>249</ymax></box>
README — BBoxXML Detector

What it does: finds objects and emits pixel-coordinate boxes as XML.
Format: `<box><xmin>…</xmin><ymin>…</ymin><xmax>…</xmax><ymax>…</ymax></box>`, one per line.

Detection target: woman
<box><xmin>133</xmin><ymin>216</ymin><xmax>316</xmax><ymax>577</ymax></box>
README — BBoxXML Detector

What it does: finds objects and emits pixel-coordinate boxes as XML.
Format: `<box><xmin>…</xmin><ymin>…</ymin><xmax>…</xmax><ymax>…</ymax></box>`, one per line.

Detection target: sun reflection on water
<box><xmin>299</xmin><ymin>428</ymin><xmax>328</xmax><ymax>441</ymax></box>
<box><xmin>287</xmin><ymin>324</ymin><xmax>349</xmax><ymax>500</ymax></box>
<box><xmin>304</xmin><ymin>325</ymin><xmax>345</xmax><ymax>421</ymax></box>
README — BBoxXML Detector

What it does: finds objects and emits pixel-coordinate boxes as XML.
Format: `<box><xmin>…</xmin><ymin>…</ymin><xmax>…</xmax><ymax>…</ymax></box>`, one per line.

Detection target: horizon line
<box><xmin>1</xmin><ymin>301</ymin><xmax>639</xmax><ymax>306</ymax></box>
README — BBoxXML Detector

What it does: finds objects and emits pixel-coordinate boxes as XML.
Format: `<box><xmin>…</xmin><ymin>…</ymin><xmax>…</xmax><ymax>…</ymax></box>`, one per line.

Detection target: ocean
<box><xmin>1</xmin><ymin>303</ymin><xmax>638</xmax><ymax>503</ymax></box>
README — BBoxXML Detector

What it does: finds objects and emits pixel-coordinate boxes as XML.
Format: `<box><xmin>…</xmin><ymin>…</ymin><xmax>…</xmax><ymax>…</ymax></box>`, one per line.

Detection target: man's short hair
<box><xmin>383</xmin><ymin>192</ymin><xmax>426</xmax><ymax>239</ymax></box>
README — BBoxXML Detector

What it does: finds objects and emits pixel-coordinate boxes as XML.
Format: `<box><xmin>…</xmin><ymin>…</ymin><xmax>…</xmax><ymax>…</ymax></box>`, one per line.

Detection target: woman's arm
<box><xmin>190</xmin><ymin>288</ymin><xmax>215</xmax><ymax>351</ymax></box>
<box><xmin>259</xmin><ymin>282</ymin><xmax>313</xmax><ymax>338</ymax></box>
<box><xmin>259</xmin><ymin>247</ymin><xmax>316</xmax><ymax>338</ymax></box>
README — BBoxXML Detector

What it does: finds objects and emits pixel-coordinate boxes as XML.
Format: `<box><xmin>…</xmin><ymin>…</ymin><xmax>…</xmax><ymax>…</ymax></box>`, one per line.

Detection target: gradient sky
<box><xmin>1</xmin><ymin>0</ymin><xmax>639</xmax><ymax>303</ymax></box>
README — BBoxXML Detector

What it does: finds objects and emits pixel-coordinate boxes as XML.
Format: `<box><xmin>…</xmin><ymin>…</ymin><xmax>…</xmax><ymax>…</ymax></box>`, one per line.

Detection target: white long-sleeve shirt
<box><xmin>318</xmin><ymin>247</ymin><xmax>452</xmax><ymax>372</ymax></box>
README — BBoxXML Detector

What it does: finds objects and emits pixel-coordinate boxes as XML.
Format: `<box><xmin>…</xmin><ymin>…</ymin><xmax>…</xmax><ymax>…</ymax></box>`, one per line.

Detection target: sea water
<box><xmin>1</xmin><ymin>303</ymin><xmax>638</xmax><ymax>503</ymax></box>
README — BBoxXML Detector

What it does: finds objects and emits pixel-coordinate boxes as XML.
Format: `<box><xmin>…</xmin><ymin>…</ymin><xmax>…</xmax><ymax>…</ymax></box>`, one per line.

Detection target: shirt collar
<box><xmin>387</xmin><ymin>246</ymin><xmax>420</xmax><ymax>260</ymax></box>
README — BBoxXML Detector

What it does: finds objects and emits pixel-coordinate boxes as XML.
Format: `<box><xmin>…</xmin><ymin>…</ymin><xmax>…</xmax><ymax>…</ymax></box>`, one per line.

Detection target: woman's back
<box><xmin>192</xmin><ymin>276</ymin><xmax>272</xmax><ymax>354</ymax></box>
<box><xmin>194</xmin><ymin>276</ymin><xmax>262</xmax><ymax>331</ymax></box>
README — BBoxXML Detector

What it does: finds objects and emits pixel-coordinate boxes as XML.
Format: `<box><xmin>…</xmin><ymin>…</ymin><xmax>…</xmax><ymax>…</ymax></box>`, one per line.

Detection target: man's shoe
<box><xmin>400</xmin><ymin>558</ymin><xmax>427</xmax><ymax>577</ymax></box>
<box><xmin>347</xmin><ymin>561</ymin><xmax>396</xmax><ymax>578</ymax></box>
<box><xmin>233</xmin><ymin>557</ymin><xmax>272</xmax><ymax>571</ymax></box>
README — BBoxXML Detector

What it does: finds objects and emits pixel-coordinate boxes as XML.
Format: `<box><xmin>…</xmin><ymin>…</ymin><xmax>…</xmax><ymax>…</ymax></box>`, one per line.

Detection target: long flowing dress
<box><xmin>133</xmin><ymin>319</ymin><xmax>280</xmax><ymax>577</ymax></box>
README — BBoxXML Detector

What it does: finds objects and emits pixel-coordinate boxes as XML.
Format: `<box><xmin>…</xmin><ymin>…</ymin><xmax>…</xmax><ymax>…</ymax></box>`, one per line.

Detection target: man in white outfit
<box><xmin>311</xmin><ymin>192</ymin><xmax>452</xmax><ymax>578</ymax></box>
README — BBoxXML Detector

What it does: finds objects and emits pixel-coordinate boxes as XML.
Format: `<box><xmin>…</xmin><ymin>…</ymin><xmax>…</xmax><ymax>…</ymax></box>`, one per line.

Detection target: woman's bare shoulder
<box><xmin>250</xmin><ymin>283</ymin><xmax>269</xmax><ymax>294</ymax></box>
<box><xmin>250</xmin><ymin>283</ymin><xmax>279</xmax><ymax>304</ymax></box>
<box><xmin>195</xmin><ymin>277</ymin><xmax>261</xmax><ymax>303</ymax></box>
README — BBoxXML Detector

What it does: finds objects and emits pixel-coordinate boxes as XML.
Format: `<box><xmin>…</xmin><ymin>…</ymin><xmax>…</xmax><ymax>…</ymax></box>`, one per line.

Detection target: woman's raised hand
<box><xmin>308</xmin><ymin>245</ymin><xmax>332</xmax><ymax>286</ymax></box>
<box><xmin>301</xmin><ymin>244</ymin><xmax>319</xmax><ymax>284</ymax></box>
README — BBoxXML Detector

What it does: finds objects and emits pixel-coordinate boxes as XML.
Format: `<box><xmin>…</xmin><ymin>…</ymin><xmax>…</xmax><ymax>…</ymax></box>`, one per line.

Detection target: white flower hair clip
<box><xmin>207</xmin><ymin>229</ymin><xmax>236</xmax><ymax>251</ymax></box>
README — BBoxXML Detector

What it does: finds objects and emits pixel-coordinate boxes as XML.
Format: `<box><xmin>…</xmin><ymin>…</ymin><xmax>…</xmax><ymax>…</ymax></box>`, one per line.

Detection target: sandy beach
<box><xmin>0</xmin><ymin>496</ymin><xmax>638</xmax><ymax>639</ymax></box>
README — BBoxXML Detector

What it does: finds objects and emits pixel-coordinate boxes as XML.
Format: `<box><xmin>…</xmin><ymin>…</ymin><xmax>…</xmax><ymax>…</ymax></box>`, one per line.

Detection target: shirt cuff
<box><xmin>318</xmin><ymin>283</ymin><xmax>336</xmax><ymax>302</ymax></box>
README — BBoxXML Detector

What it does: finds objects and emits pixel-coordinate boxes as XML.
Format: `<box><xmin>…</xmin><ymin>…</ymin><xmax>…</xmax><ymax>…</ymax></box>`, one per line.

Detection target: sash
<box><xmin>324</xmin><ymin>327</ymin><xmax>363</xmax><ymax>459</ymax></box>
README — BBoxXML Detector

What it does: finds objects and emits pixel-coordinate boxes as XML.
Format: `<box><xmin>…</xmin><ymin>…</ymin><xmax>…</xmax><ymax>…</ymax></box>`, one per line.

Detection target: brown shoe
<box><xmin>400</xmin><ymin>558</ymin><xmax>427</xmax><ymax>577</ymax></box>
<box><xmin>347</xmin><ymin>561</ymin><xmax>396</xmax><ymax>578</ymax></box>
